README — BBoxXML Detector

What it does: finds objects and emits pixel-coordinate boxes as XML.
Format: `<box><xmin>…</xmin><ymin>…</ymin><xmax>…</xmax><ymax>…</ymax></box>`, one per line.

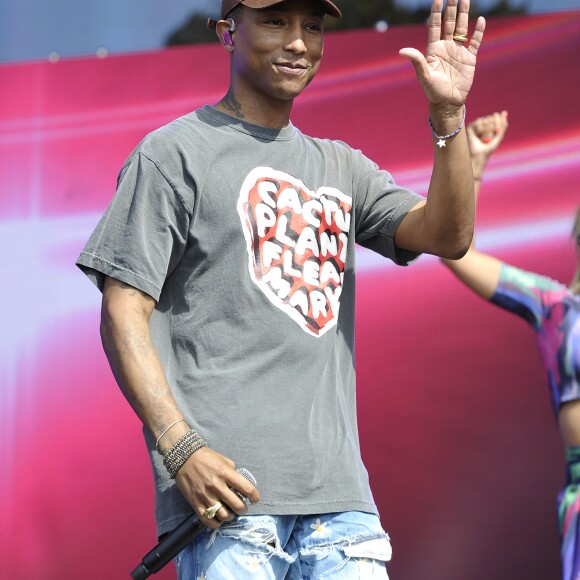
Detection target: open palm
<box><xmin>400</xmin><ymin>0</ymin><xmax>486</xmax><ymax>107</ymax></box>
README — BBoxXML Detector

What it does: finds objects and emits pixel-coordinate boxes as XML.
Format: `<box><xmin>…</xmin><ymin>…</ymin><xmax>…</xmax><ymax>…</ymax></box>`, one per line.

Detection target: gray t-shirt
<box><xmin>77</xmin><ymin>105</ymin><xmax>423</xmax><ymax>536</ymax></box>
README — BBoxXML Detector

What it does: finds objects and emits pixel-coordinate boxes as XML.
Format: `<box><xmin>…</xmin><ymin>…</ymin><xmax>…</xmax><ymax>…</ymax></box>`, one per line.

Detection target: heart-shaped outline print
<box><xmin>237</xmin><ymin>167</ymin><xmax>352</xmax><ymax>337</ymax></box>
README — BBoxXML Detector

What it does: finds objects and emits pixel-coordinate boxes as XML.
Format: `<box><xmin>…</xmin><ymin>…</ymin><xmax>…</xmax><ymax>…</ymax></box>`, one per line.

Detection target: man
<box><xmin>77</xmin><ymin>0</ymin><xmax>485</xmax><ymax>577</ymax></box>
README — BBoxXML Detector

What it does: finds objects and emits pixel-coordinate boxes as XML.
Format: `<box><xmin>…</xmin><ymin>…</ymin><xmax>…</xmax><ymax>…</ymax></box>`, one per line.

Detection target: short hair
<box><xmin>227</xmin><ymin>5</ymin><xmax>244</xmax><ymax>24</ymax></box>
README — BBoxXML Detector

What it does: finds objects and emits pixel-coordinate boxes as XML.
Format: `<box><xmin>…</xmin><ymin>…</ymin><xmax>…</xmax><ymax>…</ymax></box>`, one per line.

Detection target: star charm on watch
<box><xmin>437</xmin><ymin>139</ymin><xmax>446</xmax><ymax>148</ymax></box>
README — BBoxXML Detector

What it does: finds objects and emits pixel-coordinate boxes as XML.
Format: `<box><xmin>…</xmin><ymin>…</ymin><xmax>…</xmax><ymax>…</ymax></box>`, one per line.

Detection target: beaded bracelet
<box><xmin>163</xmin><ymin>429</ymin><xmax>205</xmax><ymax>465</ymax></box>
<box><xmin>428</xmin><ymin>106</ymin><xmax>466</xmax><ymax>148</ymax></box>
<box><xmin>162</xmin><ymin>429</ymin><xmax>207</xmax><ymax>479</ymax></box>
<box><xmin>163</xmin><ymin>430</ymin><xmax>207</xmax><ymax>479</ymax></box>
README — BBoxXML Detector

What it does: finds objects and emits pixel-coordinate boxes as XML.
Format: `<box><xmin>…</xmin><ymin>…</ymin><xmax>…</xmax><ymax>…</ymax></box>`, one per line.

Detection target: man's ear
<box><xmin>216</xmin><ymin>19</ymin><xmax>236</xmax><ymax>51</ymax></box>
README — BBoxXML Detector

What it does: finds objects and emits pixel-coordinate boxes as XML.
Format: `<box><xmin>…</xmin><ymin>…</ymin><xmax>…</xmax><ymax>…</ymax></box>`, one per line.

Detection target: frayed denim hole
<box><xmin>206</xmin><ymin>522</ymin><xmax>294</xmax><ymax>564</ymax></box>
<box><xmin>302</xmin><ymin>532</ymin><xmax>392</xmax><ymax>578</ymax></box>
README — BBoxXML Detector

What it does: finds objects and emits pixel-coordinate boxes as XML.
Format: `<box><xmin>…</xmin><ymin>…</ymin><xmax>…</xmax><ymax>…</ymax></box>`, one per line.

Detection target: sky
<box><xmin>1</xmin><ymin>0</ymin><xmax>579</xmax><ymax>64</ymax></box>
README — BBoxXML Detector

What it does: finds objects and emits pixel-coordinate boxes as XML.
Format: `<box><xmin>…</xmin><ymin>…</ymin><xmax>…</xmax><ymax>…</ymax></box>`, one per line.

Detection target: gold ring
<box><xmin>203</xmin><ymin>501</ymin><xmax>222</xmax><ymax>520</ymax></box>
<box><xmin>452</xmin><ymin>33</ymin><xmax>468</xmax><ymax>43</ymax></box>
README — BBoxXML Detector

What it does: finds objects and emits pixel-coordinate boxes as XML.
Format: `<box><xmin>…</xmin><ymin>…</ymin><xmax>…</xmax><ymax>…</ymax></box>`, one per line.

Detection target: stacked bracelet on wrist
<box><xmin>428</xmin><ymin>106</ymin><xmax>466</xmax><ymax>148</ymax></box>
<box><xmin>162</xmin><ymin>429</ymin><xmax>207</xmax><ymax>479</ymax></box>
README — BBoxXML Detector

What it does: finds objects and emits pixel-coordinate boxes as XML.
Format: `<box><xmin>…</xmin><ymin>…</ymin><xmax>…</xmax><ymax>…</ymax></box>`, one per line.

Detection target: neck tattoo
<box><xmin>222</xmin><ymin>90</ymin><xmax>245</xmax><ymax>119</ymax></box>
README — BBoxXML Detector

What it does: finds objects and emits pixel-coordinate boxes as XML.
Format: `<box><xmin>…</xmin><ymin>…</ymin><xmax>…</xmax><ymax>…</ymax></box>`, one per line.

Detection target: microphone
<box><xmin>130</xmin><ymin>468</ymin><xmax>256</xmax><ymax>579</ymax></box>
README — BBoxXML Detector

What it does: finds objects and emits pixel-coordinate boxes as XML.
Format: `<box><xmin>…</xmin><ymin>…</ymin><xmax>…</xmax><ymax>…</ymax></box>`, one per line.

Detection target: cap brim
<box><xmin>317</xmin><ymin>0</ymin><xmax>342</xmax><ymax>18</ymax></box>
<box><xmin>243</xmin><ymin>0</ymin><xmax>341</xmax><ymax>18</ymax></box>
<box><xmin>207</xmin><ymin>0</ymin><xmax>341</xmax><ymax>29</ymax></box>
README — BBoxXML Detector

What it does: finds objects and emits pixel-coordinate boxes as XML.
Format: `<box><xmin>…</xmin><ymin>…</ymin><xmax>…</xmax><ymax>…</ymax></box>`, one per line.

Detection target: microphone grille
<box><xmin>234</xmin><ymin>468</ymin><xmax>257</xmax><ymax>503</ymax></box>
<box><xmin>236</xmin><ymin>467</ymin><xmax>257</xmax><ymax>487</ymax></box>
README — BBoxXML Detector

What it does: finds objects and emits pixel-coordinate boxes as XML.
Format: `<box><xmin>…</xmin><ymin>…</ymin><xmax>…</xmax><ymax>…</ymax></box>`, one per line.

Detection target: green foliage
<box><xmin>165</xmin><ymin>0</ymin><xmax>527</xmax><ymax>47</ymax></box>
<box><xmin>324</xmin><ymin>0</ymin><xmax>430</xmax><ymax>31</ymax></box>
<box><xmin>166</xmin><ymin>13</ymin><xmax>218</xmax><ymax>46</ymax></box>
<box><xmin>480</xmin><ymin>0</ymin><xmax>527</xmax><ymax>17</ymax></box>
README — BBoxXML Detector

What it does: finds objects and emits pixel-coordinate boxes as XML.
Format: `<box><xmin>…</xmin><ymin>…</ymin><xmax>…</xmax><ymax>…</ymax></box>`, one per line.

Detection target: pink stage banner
<box><xmin>1</xmin><ymin>11</ymin><xmax>580</xmax><ymax>580</ymax></box>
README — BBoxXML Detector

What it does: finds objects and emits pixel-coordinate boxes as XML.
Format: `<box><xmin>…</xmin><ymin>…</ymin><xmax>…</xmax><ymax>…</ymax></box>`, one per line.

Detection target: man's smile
<box><xmin>273</xmin><ymin>60</ymin><xmax>309</xmax><ymax>75</ymax></box>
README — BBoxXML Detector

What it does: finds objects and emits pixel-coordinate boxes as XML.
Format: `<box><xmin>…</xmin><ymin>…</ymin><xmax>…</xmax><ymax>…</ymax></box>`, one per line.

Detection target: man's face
<box><xmin>230</xmin><ymin>0</ymin><xmax>325</xmax><ymax>103</ymax></box>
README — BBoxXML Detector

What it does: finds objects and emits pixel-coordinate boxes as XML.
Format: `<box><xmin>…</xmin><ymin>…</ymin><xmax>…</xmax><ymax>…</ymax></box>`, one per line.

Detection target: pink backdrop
<box><xmin>2</xmin><ymin>11</ymin><xmax>580</xmax><ymax>580</ymax></box>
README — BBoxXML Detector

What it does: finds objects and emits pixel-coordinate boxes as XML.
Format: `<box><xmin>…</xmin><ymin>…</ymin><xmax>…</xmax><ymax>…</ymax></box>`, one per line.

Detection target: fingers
<box><xmin>174</xmin><ymin>447</ymin><xmax>260</xmax><ymax>530</ymax></box>
<box><xmin>213</xmin><ymin>502</ymin><xmax>235</xmax><ymax>523</ymax></box>
<box><xmin>197</xmin><ymin>490</ymin><xmax>242</xmax><ymax>528</ymax></box>
<box><xmin>442</xmin><ymin>0</ymin><xmax>460</xmax><ymax>40</ymax></box>
<box><xmin>200</xmin><ymin>500</ymin><xmax>228</xmax><ymax>528</ymax></box>
<box><xmin>428</xmin><ymin>0</ymin><xmax>444</xmax><ymax>45</ymax></box>
<box><xmin>467</xmin><ymin>111</ymin><xmax>508</xmax><ymax>160</ymax></box>
<box><xmin>198</xmin><ymin>472</ymin><xmax>259</xmax><ymax>528</ymax></box>
<box><xmin>453</xmin><ymin>0</ymin><xmax>470</xmax><ymax>39</ymax></box>
<box><xmin>467</xmin><ymin>16</ymin><xmax>486</xmax><ymax>56</ymax></box>
<box><xmin>469</xmin><ymin>111</ymin><xmax>508</xmax><ymax>142</ymax></box>
<box><xmin>480</xmin><ymin>112</ymin><xmax>501</xmax><ymax>141</ymax></box>
<box><xmin>469</xmin><ymin>115</ymin><xmax>489</xmax><ymax>140</ymax></box>
<box><xmin>432</xmin><ymin>0</ymin><xmax>470</xmax><ymax>41</ymax></box>
<box><xmin>428</xmin><ymin>0</ymin><xmax>483</xmax><ymax>54</ymax></box>
<box><xmin>230</xmin><ymin>468</ymin><xmax>261</xmax><ymax>505</ymax></box>
<box><xmin>486</xmin><ymin>110</ymin><xmax>509</xmax><ymax>147</ymax></box>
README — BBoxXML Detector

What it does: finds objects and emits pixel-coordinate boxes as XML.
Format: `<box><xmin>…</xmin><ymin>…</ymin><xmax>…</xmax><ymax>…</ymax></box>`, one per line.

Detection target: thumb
<box><xmin>399</xmin><ymin>48</ymin><xmax>429</xmax><ymax>80</ymax></box>
<box><xmin>486</xmin><ymin>130</ymin><xmax>504</xmax><ymax>150</ymax></box>
<box><xmin>466</xmin><ymin>121</ymin><xmax>477</xmax><ymax>140</ymax></box>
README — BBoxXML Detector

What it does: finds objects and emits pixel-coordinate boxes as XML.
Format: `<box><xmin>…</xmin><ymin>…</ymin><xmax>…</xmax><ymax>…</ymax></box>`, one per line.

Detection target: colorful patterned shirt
<box><xmin>491</xmin><ymin>263</ymin><xmax>580</xmax><ymax>416</ymax></box>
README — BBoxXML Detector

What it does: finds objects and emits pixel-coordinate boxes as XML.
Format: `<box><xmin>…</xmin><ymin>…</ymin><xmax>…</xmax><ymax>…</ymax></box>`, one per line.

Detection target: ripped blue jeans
<box><xmin>174</xmin><ymin>511</ymin><xmax>391</xmax><ymax>579</ymax></box>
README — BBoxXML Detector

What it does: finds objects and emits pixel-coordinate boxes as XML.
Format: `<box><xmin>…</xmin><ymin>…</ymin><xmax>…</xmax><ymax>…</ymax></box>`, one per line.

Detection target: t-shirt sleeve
<box><xmin>351</xmin><ymin>149</ymin><xmax>424</xmax><ymax>265</ymax></box>
<box><xmin>76</xmin><ymin>151</ymin><xmax>193</xmax><ymax>301</ymax></box>
<box><xmin>490</xmin><ymin>263</ymin><xmax>563</xmax><ymax>330</ymax></box>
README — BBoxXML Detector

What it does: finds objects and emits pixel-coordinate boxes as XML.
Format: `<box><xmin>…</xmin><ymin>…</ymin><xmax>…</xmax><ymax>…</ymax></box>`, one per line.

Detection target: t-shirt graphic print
<box><xmin>238</xmin><ymin>167</ymin><xmax>352</xmax><ymax>337</ymax></box>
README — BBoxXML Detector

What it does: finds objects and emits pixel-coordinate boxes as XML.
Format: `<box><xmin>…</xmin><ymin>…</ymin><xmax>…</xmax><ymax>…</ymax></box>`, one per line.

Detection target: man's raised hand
<box><xmin>399</xmin><ymin>0</ymin><xmax>485</xmax><ymax>107</ymax></box>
